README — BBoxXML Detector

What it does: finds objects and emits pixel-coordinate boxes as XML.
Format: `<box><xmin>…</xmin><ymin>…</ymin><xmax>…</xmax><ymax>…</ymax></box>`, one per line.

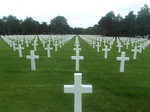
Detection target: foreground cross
<box><xmin>116</xmin><ymin>52</ymin><xmax>129</xmax><ymax>72</ymax></box>
<box><xmin>26</xmin><ymin>50</ymin><xmax>39</xmax><ymax>71</ymax></box>
<box><xmin>64</xmin><ymin>73</ymin><xmax>92</xmax><ymax>112</ymax></box>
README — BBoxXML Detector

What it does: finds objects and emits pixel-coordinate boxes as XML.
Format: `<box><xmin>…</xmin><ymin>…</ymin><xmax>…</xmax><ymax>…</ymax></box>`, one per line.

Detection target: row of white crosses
<box><xmin>3</xmin><ymin>35</ymin><xmax>69</xmax><ymax>58</ymax></box>
<box><xmin>2</xmin><ymin>35</ymin><xmax>73</xmax><ymax>71</ymax></box>
<box><xmin>65</xmin><ymin>36</ymin><xmax>93</xmax><ymax>112</ymax></box>
<box><xmin>81</xmin><ymin>36</ymin><xmax>150</xmax><ymax>72</ymax></box>
<box><xmin>71</xmin><ymin>36</ymin><xmax>84</xmax><ymax>72</ymax></box>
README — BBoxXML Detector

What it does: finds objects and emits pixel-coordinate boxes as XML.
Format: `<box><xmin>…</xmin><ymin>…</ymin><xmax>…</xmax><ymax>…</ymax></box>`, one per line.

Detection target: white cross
<box><xmin>16</xmin><ymin>44</ymin><xmax>24</xmax><ymax>58</ymax></box>
<box><xmin>71</xmin><ymin>55</ymin><xmax>84</xmax><ymax>72</ymax></box>
<box><xmin>117</xmin><ymin>43</ymin><xmax>123</xmax><ymax>53</ymax></box>
<box><xmin>45</xmin><ymin>44</ymin><xmax>53</xmax><ymax>58</ymax></box>
<box><xmin>12</xmin><ymin>42</ymin><xmax>16</xmax><ymax>51</ymax></box>
<box><xmin>73</xmin><ymin>47</ymin><xmax>81</xmax><ymax>55</ymax></box>
<box><xmin>125</xmin><ymin>42</ymin><xmax>130</xmax><ymax>49</ymax></box>
<box><xmin>116</xmin><ymin>52</ymin><xmax>129</xmax><ymax>72</ymax></box>
<box><xmin>138</xmin><ymin>44</ymin><xmax>143</xmax><ymax>53</ymax></box>
<box><xmin>54</xmin><ymin>41</ymin><xmax>58</xmax><ymax>52</ymax></box>
<box><xmin>92</xmin><ymin>40</ymin><xmax>95</xmax><ymax>48</ymax></box>
<box><xmin>26</xmin><ymin>50</ymin><xmax>39</xmax><ymax>71</ymax></box>
<box><xmin>33</xmin><ymin>40</ymin><xmax>38</xmax><ymax>51</ymax></box>
<box><xmin>64</xmin><ymin>73</ymin><xmax>92</xmax><ymax>112</ymax></box>
<box><xmin>102</xmin><ymin>45</ymin><xmax>110</xmax><ymax>59</ymax></box>
<box><xmin>131</xmin><ymin>46</ymin><xmax>140</xmax><ymax>60</ymax></box>
<box><xmin>25</xmin><ymin>40</ymin><xmax>29</xmax><ymax>47</ymax></box>
<box><xmin>96</xmin><ymin>42</ymin><xmax>100</xmax><ymax>52</ymax></box>
<box><xmin>59</xmin><ymin>40</ymin><xmax>62</xmax><ymax>48</ymax></box>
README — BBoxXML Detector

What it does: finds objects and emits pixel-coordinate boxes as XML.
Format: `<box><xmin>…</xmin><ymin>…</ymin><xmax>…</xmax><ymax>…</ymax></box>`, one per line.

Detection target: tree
<box><xmin>39</xmin><ymin>22</ymin><xmax>49</xmax><ymax>34</ymax></box>
<box><xmin>2</xmin><ymin>15</ymin><xmax>21</xmax><ymax>34</ymax></box>
<box><xmin>50</xmin><ymin>16</ymin><xmax>71</xmax><ymax>34</ymax></box>
<box><xmin>136</xmin><ymin>4</ymin><xmax>150</xmax><ymax>35</ymax></box>
<box><xmin>123</xmin><ymin>11</ymin><xmax>136</xmax><ymax>36</ymax></box>
<box><xmin>98</xmin><ymin>11</ymin><xmax>117</xmax><ymax>36</ymax></box>
<box><xmin>21</xmin><ymin>17</ymin><xmax>40</xmax><ymax>34</ymax></box>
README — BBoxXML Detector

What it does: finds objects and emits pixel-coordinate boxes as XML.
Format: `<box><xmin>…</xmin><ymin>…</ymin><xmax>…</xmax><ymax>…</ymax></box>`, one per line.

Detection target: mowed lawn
<box><xmin>0</xmin><ymin>37</ymin><xmax>150</xmax><ymax>112</ymax></box>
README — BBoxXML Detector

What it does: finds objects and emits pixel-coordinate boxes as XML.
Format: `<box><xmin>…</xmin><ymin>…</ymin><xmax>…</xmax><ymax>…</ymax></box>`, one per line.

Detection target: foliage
<box><xmin>0</xmin><ymin>4</ymin><xmax>150</xmax><ymax>36</ymax></box>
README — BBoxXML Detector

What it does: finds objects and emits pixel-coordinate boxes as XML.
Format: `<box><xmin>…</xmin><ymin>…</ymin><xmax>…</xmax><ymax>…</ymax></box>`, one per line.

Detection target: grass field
<box><xmin>0</xmin><ymin>37</ymin><xmax>150</xmax><ymax>112</ymax></box>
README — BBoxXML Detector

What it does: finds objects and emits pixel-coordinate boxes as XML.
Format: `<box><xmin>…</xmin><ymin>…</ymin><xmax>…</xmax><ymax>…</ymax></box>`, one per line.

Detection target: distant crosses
<box><xmin>138</xmin><ymin>44</ymin><xmax>143</xmax><ymax>53</ymax></box>
<box><xmin>25</xmin><ymin>40</ymin><xmax>29</xmax><ymax>47</ymax></box>
<box><xmin>12</xmin><ymin>42</ymin><xmax>16</xmax><ymax>51</ymax></box>
<box><xmin>33</xmin><ymin>40</ymin><xmax>38</xmax><ymax>51</ymax></box>
<box><xmin>96</xmin><ymin>42</ymin><xmax>100</xmax><ymax>52</ymax></box>
<box><xmin>116</xmin><ymin>52</ymin><xmax>130</xmax><ymax>72</ymax></box>
<box><xmin>71</xmin><ymin>55</ymin><xmax>84</xmax><ymax>72</ymax></box>
<box><xmin>92</xmin><ymin>40</ymin><xmax>96</xmax><ymax>48</ymax></box>
<box><xmin>131</xmin><ymin>46</ymin><xmax>140</xmax><ymax>60</ymax></box>
<box><xmin>102</xmin><ymin>45</ymin><xmax>110</xmax><ymax>59</ymax></box>
<box><xmin>64</xmin><ymin>73</ymin><xmax>92</xmax><ymax>112</ymax></box>
<box><xmin>125</xmin><ymin>41</ymin><xmax>130</xmax><ymax>49</ymax></box>
<box><xmin>73</xmin><ymin>47</ymin><xmax>81</xmax><ymax>55</ymax></box>
<box><xmin>117</xmin><ymin>43</ymin><xmax>123</xmax><ymax>53</ymax></box>
<box><xmin>59</xmin><ymin>40</ymin><xmax>62</xmax><ymax>48</ymax></box>
<box><xmin>26</xmin><ymin>50</ymin><xmax>39</xmax><ymax>71</ymax></box>
<box><xmin>71</xmin><ymin>36</ymin><xmax>84</xmax><ymax>72</ymax></box>
<box><xmin>45</xmin><ymin>44</ymin><xmax>53</xmax><ymax>58</ymax></box>
<box><xmin>54</xmin><ymin>40</ymin><xmax>58</xmax><ymax>52</ymax></box>
<box><xmin>16</xmin><ymin>44</ymin><xmax>24</xmax><ymax>58</ymax></box>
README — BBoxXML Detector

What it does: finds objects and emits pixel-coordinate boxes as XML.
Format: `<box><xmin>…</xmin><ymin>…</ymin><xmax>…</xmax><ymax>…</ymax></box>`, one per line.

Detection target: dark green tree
<box><xmin>2</xmin><ymin>15</ymin><xmax>21</xmax><ymax>34</ymax></box>
<box><xmin>136</xmin><ymin>4</ymin><xmax>150</xmax><ymax>35</ymax></box>
<box><xmin>50</xmin><ymin>16</ymin><xmax>71</xmax><ymax>34</ymax></box>
<box><xmin>123</xmin><ymin>11</ymin><xmax>136</xmax><ymax>36</ymax></box>
<box><xmin>98</xmin><ymin>11</ymin><xmax>116</xmax><ymax>36</ymax></box>
<box><xmin>21</xmin><ymin>17</ymin><xmax>40</xmax><ymax>34</ymax></box>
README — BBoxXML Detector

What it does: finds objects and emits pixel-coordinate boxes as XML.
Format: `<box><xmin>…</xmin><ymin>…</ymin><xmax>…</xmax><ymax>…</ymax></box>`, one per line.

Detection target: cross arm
<box><xmin>81</xmin><ymin>85</ymin><xmax>93</xmax><ymax>93</ymax></box>
<box><xmin>64</xmin><ymin>85</ymin><xmax>74</xmax><ymax>93</ymax></box>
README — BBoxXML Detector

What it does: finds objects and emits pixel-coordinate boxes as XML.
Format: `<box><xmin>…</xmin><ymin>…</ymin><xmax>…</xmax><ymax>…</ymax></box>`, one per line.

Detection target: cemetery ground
<box><xmin>0</xmin><ymin>37</ymin><xmax>150</xmax><ymax>112</ymax></box>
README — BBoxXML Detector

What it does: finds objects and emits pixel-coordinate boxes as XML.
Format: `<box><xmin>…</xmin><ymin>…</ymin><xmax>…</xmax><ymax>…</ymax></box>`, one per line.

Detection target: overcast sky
<box><xmin>0</xmin><ymin>0</ymin><xmax>150</xmax><ymax>28</ymax></box>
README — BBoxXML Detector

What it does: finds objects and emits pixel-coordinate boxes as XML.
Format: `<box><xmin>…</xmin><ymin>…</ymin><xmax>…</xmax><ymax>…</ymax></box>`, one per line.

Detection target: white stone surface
<box><xmin>116</xmin><ymin>52</ymin><xmax>129</xmax><ymax>72</ymax></box>
<box><xmin>26</xmin><ymin>50</ymin><xmax>39</xmax><ymax>71</ymax></box>
<box><xmin>45</xmin><ymin>44</ymin><xmax>53</xmax><ymax>58</ymax></box>
<box><xmin>64</xmin><ymin>73</ymin><xmax>92</xmax><ymax>112</ymax></box>
<box><xmin>16</xmin><ymin>44</ymin><xmax>24</xmax><ymax>58</ymax></box>
<box><xmin>102</xmin><ymin>45</ymin><xmax>110</xmax><ymax>59</ymax></box>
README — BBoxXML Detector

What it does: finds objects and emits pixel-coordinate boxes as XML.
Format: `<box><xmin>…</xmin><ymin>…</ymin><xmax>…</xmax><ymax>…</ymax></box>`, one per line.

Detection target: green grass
<box><xmin>0</xmin><ymin>37</ymin><xmax>150</xmax><ymax>112</ymax></box>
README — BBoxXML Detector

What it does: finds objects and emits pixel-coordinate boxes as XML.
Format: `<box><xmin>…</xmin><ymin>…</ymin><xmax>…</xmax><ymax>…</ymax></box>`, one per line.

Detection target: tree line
<box><xmin>0</xmin><ymin>4</ymin><xmax>150</xmax><ymax>36</ymax></box>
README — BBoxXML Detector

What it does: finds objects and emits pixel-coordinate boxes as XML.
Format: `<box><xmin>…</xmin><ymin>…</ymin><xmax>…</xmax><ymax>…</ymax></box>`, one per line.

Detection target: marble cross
<box><xmin>71</xmin><ymin>55</ymin><xmax>84</xmax><ymax>72</ymax></box>
<box><xmin>92</xmin><ymin>40</ymin><xmax>95</xmax><ymax>48</ymax></box>
<box><xmin>54</xmin><ymin>41</ymin><xmax>58</xmax><ymax>52</ymax></box>
<box><xmin>33</xmin><ymin>40</ymin><xmax>38</xmax><ymax>51</ymax></box>
<box><xmin>96</xmin><ymin>42</ymin><xmax>100</xmax><ymax>52</ymax></box>
<box><xmin>64</xmin><ymin>73</ymin><xmax>92</xmax><ymax>112</ymax></box>
<box><xmin>117</xmin><ymin>43</ymin><xmax>123</xmax><ymax>53</ymax></box>
<box><xmin>26</xmin><ymin>50</ymin><xmax>39</xmax><ymax>71</ymax></box>
<box><xmin>12</xmin><ymin>42</ymin><xmax>16</xmax><ymax>51</ymax></box>
<box><xmin>45</xmin><ymin>44</ymin><xmax>53</xmax><ymax>58</ymax></box>
<box><xmin>131</xmin><ymin>46</ymin><xmax>140</xmax><ymax>60</ymax></box>
<box><xmin>116</xmin><ymin>52</ymin><xmax>129</xmax><ymax>72</ymax></box>
<box><xmin>16</xmin><ymin>44</ymin><xmax>24</xmax><ymax>58</ymax></box>
<box><xmin>102</xmin><ymin>45</ymin><xmax>110</xmax><ymax>59</ymax></box>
